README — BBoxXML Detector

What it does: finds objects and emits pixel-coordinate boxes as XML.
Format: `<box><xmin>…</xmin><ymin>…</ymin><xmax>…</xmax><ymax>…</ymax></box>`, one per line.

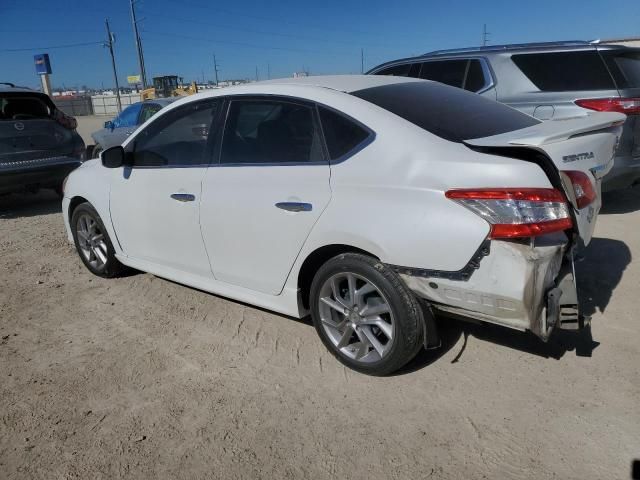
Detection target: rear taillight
<box><xmin>445</xmin><ymin>188</ymin><xmax>572</xmax><ymax>239</ymax></box>
<box><xmin>52</xmin><ymin>109</ymin><xmax>78</xmax><ymax>130</ymax></box>
<box><xmin>562</xmin><ymin>170</ymin><xmax>596</xmax><ymax>209</ymax></box>
<box><xmin>575</xmin><ymin>97</ymin><xmax>640</xmax><ymax>115</ymax></box>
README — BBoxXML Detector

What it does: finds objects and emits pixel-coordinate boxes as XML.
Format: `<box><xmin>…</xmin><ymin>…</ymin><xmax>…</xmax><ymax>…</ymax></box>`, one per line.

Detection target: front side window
<box><xmin>132</xmin><ymin>100</ymin><xmax>218</xmax><ymax>167</ymax></box>
<box><xmin>318</xmin><ymin>107</ymin><xmax>370</xmax><ymax>160</ymax></box>
<box><xmin>220</xmin><ymin>99</ymin><xmax>324</xmax><ymax>164</ymax></box>
<box><xmin>139</xmin><ymin>103</ymin><xmax>163</xmax><ymax>124</ymax></box>
<box><xmin>113</xmin><ymin>103</ymin><xmax>142</xmax><ymax>128</ymax></box>
<box><xmin>511</xmin><ymin>51</ymin><xmax>615</xmax><ymax>91</ymax></box>
<box><xmin>376</xmin><ymin>64</ymin><xmax>411</xmax><ymax>77</ymax></box>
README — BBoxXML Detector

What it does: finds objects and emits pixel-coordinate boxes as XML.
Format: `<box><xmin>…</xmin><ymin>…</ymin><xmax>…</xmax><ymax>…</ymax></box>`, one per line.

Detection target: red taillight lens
<box><xmin>562</xmin><ymin>170</ymin><xmax>596</xmax><ymax>209</ymax></box>
<box><xmin>52</xmin><ymin>109</ymin><xmax>78</xmax><ymax>130</ymax></box>
<box><xmin>445</xmin><ymin>188</ymin><xmax>572</xmax><ymax>239</ymax></box>
<box><xmin>575</xmin><ymin>97</ymin><xmax>640</xmax><ymax>115</ymax></box>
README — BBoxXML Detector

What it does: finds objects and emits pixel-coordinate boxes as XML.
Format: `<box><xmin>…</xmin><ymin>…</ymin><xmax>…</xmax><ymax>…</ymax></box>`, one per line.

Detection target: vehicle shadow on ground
<box><xmin>576</xmin><ymin>237</ymin><xmax>631</xmax><ymax>317</ymax></box>
<box><xmin>0</xmin><ymin>191</ymin><xmax>62</xmax><ymax>219</ymax></box>
<box><xmin>601</xmin><ymin>186</ymin><xmax>640</xmax><ymax>214</ymax></box>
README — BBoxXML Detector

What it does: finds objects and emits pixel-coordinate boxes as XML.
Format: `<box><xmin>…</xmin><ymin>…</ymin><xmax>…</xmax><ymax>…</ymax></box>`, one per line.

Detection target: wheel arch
<box><xmin>297</xmin><ymin>244</ymin><xmax>379</xmax><ymax>310</ymax></box>
<box><xmin>68</xmin><ymin>195</ymin><xmax>89</xmax><ymax>223</ymax></box>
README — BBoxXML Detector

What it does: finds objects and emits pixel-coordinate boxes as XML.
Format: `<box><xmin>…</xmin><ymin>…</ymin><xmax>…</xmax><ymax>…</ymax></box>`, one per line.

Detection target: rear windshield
<box><xmin>511</xmin><ymin>51</ymin><xmax>616</xmax><ymax>91</ymax></box>
<box><xmin>601</xmin><ymin>49</ymin><xmax>640</xmax><ymax>89</ymax></box>
<box><xmin>0</xmin><ymin>93</ymin><xmax>52</xmax><ymax>121</ymax></box>
<box><xmin>351</xmin><ymin>81</ymin><xmax>539</xmax><ymax>142</ymax></box>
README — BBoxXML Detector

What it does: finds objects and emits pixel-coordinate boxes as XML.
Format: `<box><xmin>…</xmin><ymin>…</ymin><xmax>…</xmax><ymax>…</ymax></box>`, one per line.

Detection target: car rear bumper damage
<box><xmin>395</xmin><ymin>233</ymin><xmax>585</xmax><ymax>340</ymax></box>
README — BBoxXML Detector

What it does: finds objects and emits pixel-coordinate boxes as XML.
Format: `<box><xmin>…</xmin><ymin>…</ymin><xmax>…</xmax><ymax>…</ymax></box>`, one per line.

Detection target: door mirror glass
<box><xmin>102</xmin><ymin>145</ymin><xmax>125</xmax><ymax>168</ymax></box>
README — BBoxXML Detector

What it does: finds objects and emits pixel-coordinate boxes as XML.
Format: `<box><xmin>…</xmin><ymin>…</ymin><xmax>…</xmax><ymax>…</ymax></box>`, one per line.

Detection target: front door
<box><xmin>109</xmin><ymin>100</ymin><xmax>220</xmax><ymax>278</ymax></box>
<box><xmin>200</xmin><ymin>97</ymin><xmax>331</xmax><ymax>295</ymax></box>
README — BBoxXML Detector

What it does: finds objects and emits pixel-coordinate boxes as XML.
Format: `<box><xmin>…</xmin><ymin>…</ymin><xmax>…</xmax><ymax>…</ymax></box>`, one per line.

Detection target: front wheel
<box><xmin>309</xmin><ymin>253</ymin><xmax>424</xmax><ymax>375</ymax></box>
<box><xmin>71</xmin><ymin>202</ymin><xmax>126</xmax><ymax>278</ymax></box>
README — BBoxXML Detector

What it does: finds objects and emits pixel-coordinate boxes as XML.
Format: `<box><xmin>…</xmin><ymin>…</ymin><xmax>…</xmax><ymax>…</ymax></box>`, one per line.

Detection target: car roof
<box><xmin>254</xmin><ymin>74</ymin><xmax>422</xmax><ymax>93</ymax></box>
<box><xmin>367</xmin><ymin>41</ymin><xmax>639</xmax><ymax>73</ymax></box>
<box><xmin>0</xmin><ymin>84</ymin><xmax>40</xmax><ymax>94</ymax></box>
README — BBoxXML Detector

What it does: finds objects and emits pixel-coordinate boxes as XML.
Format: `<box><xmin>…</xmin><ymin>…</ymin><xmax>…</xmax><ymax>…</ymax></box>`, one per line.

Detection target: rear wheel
<box><xmin>71</xmin><ymin>202</ymin><xmax>125</xmax><ymax>278</ymax></box>
<box><xmin>310</xmin><ymin>253</ymin><xmax>424</xmax><ymax>375</ymax></box>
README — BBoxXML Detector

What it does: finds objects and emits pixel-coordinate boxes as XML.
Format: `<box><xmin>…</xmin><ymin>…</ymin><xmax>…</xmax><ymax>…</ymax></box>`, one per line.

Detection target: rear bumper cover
<box><xmin>400</xmin><ymin>234</ymin><xmax>581</xmax><ymax>340</ymax></box>
<box><xmin>0</xmin><ymin>157</ymin><xmax>81</xmax><ymax>194</ymax></box>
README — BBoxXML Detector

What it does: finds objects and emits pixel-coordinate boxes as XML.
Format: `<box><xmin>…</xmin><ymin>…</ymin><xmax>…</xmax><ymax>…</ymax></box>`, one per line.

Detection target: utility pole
<box><xmin>267</xmin><ymin>63</ymin><xmax>270</xmax><ymax>80</ymax></box>
<box><xmin>104</xmin><ymin>19</ymin><xmax>122</xmax><ymax>114</ymax></box>
<box><xmin>130</xmin><ymin>0</ymin><xmax>148</xmax><ymax>88</ymax></box>
<box><xmin>361</xmin><ymin>48</ymin><xmax>364</xmax><ymax>74</ymax></box>
<box><xmin>213</xmin><ymin>53</ymin><xmax>220</xmax><ymax>86</ymax></box>
<box><xmin>482</xmin><ymin>24</ymin><xmax>490</xmax><ymax>46</ymax></box>
<box><xmin>255</xmin><ymin>66</ymin><xmax>259</xmax><ymax>81</ymax></box>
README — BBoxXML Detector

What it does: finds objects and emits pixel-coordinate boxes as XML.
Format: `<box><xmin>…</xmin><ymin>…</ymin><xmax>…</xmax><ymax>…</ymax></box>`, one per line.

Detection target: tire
<box><xmin>309</xmin><ymin>253</ymin><xmax>424</xmax><ymax>375</ymax></box>
<box><xmin>70</xmin><ymin>202</ymin><xmax>126</xmax><ymax>278</ymax></box>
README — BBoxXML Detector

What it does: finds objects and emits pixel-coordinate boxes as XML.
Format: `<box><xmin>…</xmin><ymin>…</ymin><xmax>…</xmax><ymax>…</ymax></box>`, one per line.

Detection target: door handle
<box><xmin>170</xmin><ymin>193</ymin><xmax>196</xmax><ymax>202</ymax></box>
<box><xmin>275</xmin><ymin>202</ymin><xmax>312</xmax><ymax>212</ymax></box>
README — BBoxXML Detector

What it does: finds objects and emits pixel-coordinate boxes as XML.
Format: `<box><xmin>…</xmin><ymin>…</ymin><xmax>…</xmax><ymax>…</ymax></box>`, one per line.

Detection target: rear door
<box><xmin>200</xmin><ymin>96</ymin><xmax>331</xmax><ymax>295</ymax></box>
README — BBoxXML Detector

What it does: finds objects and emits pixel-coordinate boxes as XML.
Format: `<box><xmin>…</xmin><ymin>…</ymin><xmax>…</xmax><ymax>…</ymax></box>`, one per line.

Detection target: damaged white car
<box><xmin>61</xmin><ymin>76</ymin><xmax>623</xmax><ymax>375</ymax></box>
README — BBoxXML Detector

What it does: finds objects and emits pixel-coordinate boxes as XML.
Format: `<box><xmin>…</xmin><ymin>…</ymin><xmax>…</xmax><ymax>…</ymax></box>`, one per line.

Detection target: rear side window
<box><xmin>601</xmin><ymin>50</ymin><xmax>640</xmax><ymax>89</ymax></box>
<box><xmin>512</xmin><ymin>51</ymin><xmax>616</xmax><ymax>91</ymax></box>
<box><xmin>133</xmin><ymin>100</ymin><xmax>218</xmax><ymax>167</ymax></box>
<box><xmin>352</xmin><ymin>81</ymin><xmax>539</xmax><ymax>143</ymax></box>
<box><xmin>420</xmin><ymin>60</ymin><xmax>468</xmax><ymax>88</ymax></box>
<box><xmin>318</xmin><ymin>107</ymin><xmax>370</xmax><ymax>160</ymax></box>
<box><xmin>0</xmin><ymin>94</ymin><xmax>51</xmax><ymax>120</ymax></box>
<box><xmin>464</xmin><ymin>60</ymin><xmax>486</xmax><ymax>92</ymax></box>
<box><xmin>220</xmin><ymin>99</ymin><xmax>324</xmax><ymax>164</ymax></box>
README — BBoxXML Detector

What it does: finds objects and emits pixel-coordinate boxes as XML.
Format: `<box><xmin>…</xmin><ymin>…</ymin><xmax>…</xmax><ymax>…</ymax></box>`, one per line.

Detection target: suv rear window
<box><xmin>512</xmin><ymin>51</ymin><xmax>616</xmax><ymax>91</ymax></box>
<box><xmin>351</xmin><ymin>81</ymin><xmax>539</xmax><ymax>143</ymax></box>
<box><xmin>0</xmin><ymin>94</ymin><xmax>52</xmax><ymax>120</ymax></box>
<box><xmin>601</xmin><ymin>49</ymin><xmax>640</xmax><ymax>89</ymax></box>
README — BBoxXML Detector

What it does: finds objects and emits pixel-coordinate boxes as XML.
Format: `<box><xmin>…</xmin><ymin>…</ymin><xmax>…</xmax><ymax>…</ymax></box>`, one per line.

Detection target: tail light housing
<box><xmin>52</xmin><ymin>109</ymin><xmax>78</xmax><ymax>130</ymax></box>
<box><xmin>562</xmin><ymin>170</ymin><xmax>596</xmax><ymax>209</ymax></box>
<box><xmin>575</xmin><ymin>97</ymin><xmax>640</xmax><ymax>115</ymax></box>
<box><xmin>445</xmin><ymin>188</ymin><xmax>572</xmax><ymax>239</ymax></box>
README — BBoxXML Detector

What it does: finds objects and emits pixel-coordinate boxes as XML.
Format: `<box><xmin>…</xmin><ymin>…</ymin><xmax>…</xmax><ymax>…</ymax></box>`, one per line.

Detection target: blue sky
<box><xmin>2</xmin><ymin>0</ymin><xmax>639</xmax><ymax>90</ymax></box>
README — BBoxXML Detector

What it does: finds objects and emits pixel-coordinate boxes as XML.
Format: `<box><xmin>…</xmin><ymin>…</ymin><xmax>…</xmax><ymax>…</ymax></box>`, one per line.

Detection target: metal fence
<box><xmin>91</xmin><ymin>93</ymin><xmax>141</xmax><ymax>116</ymax></box>
<box><xmin>53</xmin><ymin>96</ymin><xmax>94</xmax><ymax>116</ymax></box>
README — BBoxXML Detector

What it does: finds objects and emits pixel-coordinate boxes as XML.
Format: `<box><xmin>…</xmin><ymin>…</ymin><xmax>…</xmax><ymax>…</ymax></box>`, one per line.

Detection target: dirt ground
<box><xmin>1</xmin><ymin>186</ymin><xmax>639</xmax><ymax>479</ymax></box>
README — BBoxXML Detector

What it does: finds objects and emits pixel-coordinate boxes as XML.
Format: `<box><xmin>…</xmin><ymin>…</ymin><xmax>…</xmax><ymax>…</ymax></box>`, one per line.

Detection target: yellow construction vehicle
<box><xmin>141</xmin><ymin>75</ymin><xmax>198</xmax><ymax>100</ymax></box>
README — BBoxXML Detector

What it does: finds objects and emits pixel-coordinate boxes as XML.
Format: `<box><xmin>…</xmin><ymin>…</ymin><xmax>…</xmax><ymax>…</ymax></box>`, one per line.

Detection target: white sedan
<box><xmin>62</xmin><ymin>75</ymin><xmax>623</xmax><ymax>375</ymax></box>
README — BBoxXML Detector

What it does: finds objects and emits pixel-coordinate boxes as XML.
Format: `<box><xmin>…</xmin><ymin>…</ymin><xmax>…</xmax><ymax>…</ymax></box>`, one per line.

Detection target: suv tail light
<box><xmin>562</xmin><ymin>170</ymin><xmax>596</xmax><ymax>209</ymax></box>
<box><xmin>52</xmin><ymin>109</ymin><xmax>78</xmax><ymax>130</ymax></box>
<box><xmin>575</xmin><ymin>97</ymin><xmax>640</xmax><ymax>115</ymax></box>
<box><xmin>445</xmin><ymin>188</ymin><xmax>572</xmax><ymax>239</ymax></box>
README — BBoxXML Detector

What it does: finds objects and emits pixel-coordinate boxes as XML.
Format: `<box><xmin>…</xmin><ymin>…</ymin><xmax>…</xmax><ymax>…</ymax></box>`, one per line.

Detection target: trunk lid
<box><xmin>465</xmin><ymin>112</ymin><xmax>625</xmax><ymax>244</ymax></box>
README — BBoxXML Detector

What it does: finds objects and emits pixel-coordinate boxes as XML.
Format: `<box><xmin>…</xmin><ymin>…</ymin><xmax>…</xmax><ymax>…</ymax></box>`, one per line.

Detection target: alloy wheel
<box><xmin>76</xmin><ymin>213</ymin><xmax>108</xmax><ymax>270</ymax></box>
<box><xmin>317</xmin><ymin>272</ymin><xmax>395</xmax><ymax>363</ymax></box>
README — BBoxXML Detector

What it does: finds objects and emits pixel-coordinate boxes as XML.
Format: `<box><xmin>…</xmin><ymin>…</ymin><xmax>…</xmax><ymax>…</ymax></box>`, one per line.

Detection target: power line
<box><xmin>0</xmin><ymin>40</ymin><xmax>104</xmax><ymax>52</ymax></box>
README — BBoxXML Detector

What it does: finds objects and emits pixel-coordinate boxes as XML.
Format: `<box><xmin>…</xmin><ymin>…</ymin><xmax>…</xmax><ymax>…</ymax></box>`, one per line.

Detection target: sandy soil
<box><xmin>1</xmin><ymin>188</ymin><xmax>639</xmax><ymax>479</ymax></box>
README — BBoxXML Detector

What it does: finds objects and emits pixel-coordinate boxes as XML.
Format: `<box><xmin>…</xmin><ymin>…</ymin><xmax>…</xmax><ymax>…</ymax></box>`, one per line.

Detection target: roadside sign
<box><xmin>127</xmin><ymin>75</ymin><xmax>141</xmax><ymax>84</ymax></box>
<box><xmin>34</xmin><ymin>54</ymin><xmax>52</xmax><ymax>75</ymax></box>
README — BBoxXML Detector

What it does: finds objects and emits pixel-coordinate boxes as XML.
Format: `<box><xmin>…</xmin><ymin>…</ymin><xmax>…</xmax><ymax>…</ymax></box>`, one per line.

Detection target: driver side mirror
<box><xmin>104</xmin><ymin>120</ymin><xmax>114</xmax><ymax>130</ymax></box>
<box><xmin>101</xmin><ymin>146</ymin><xmax>125</xmax><ymax>168</ymax></box>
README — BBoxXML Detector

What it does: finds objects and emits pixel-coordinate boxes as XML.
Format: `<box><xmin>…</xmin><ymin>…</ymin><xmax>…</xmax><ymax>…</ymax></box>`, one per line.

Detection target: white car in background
<box><xmin>61</xmin><ymin>75</ymin><xmax>623</xmax><ymax>375</ymax></box>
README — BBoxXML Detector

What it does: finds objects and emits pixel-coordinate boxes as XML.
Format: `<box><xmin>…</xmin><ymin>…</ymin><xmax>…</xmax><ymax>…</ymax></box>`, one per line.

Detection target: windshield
<box><xmin>351</xmin><ymin>81</ymin><xmax>540</xmax><ymax>142</ymax></box>
<box><xmin>0</xmin><ymin>93</ymin><xmax>52</xmax><ymax>121</ymax></box>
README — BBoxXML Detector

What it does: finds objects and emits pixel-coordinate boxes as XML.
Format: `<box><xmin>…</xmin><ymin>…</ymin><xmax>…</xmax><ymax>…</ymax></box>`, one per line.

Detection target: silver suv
<box><xmin>368</xmin><ymin>41</ymin><xmax>640</xmax><ymax>191</ymax></box>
